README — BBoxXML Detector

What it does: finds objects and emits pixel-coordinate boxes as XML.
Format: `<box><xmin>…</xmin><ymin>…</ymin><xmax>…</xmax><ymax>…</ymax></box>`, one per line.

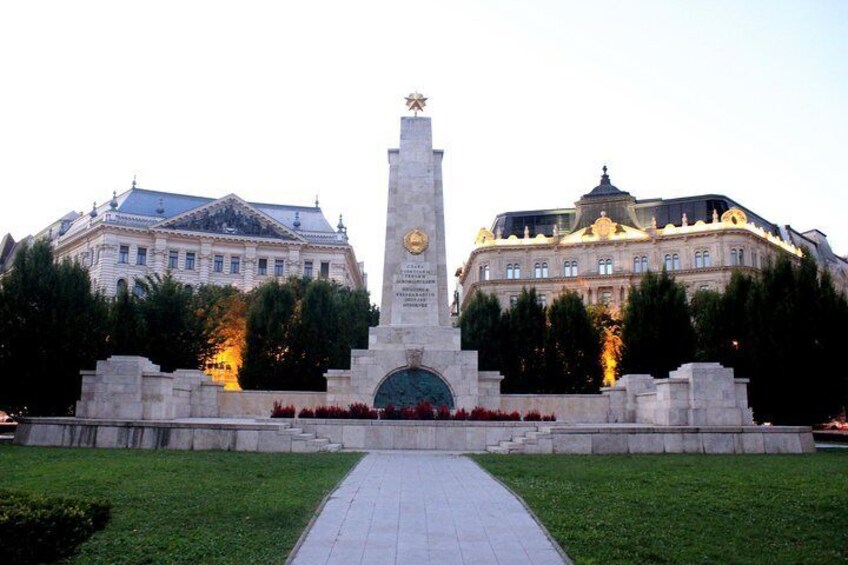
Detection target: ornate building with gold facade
<box><xmin>458</xmin><ymin>167</ymin><xmax>848</xmax><ymax>311</ymax></box>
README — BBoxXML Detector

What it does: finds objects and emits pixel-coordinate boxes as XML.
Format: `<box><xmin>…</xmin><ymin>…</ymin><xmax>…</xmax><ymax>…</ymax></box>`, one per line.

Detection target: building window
<box><xmin>730</xmin><ymin>248</ymin><xmax>746</xmax><ymax>266</ymax></box>
<box><xmin>752</xmin><ymin>250</ymin><xmax>759</xmax><ymax>269</ymax></box>
<box><xmin>274</xmin><ymin>259</ymin><xmax>285</xmax><ymax>277</ymax></box>
<box><xmin>537</xmin><ymin>294</ymin><xmax>547</xmax><ymax>308</ymax></box>
<box><xmin>542</xmin><ymin>262</ymin><xmax>549</xmax><ymax>278</ymax></box>
<box><xmin>599</xmin><ymin>290</ymin><xmax>613</xmax><ymax>305</ymax></box>
<box><xmin>214</xmin><ymin>255</ymin><xmax>224</xmax><ymax>273</ymax></box>
<box><xmin>506</xmin><ymin>264</ymin><xmax>514</xmax><ymax>279</ymax></box>
<box><xmin>304</xmin><ymin>260</ymin><xmax>314</xmax><ymax>278</ymax></box>
<box><xmin>665</xmin><ymin>254</ymin><xmax>681</xmax><ymax>271</ymax></box>
<box><xmin>513</xmin><ymin>264</ymin><xmax>521</xmax><ymax>278</ymax></box>
<box><xmin>695</xmin><ymin>251</ymin><xmax>703</xmax><ymax>269</ymax></box>
<box><xmin>479</xmin><ymin>264</ymin><xmax>490</xmax><ymax>281</ymax></box>
<box><xmin>230</xmin><ymin>256</ymin><xmax>240</xmax><ymax>274</ymax></box>
<box><xmin>509</xmin><ymin>295</ymin><xmax>519</xmax><ymax>308</ymax></box>
<box><xmin>633</xmin><ymin>256</ymin><xmax>648</xmax><ymax>273</ymax></box>
<box><xmin>703</xmin><ymin>250</ymin><xmax>711</xmax><ymax>267</ymax></box>
<box><xmin>598</xmin><ymin>258</ymin><xmax>612</xmax><ymax>275</ymax></box>
<box><xmin>168</xmin><ymin>250</ymin><xmax>179</xmax><ymax>270</ymax></box>
<box><xmin>118</xmin><ymin>245</ymin><xmax>129</xmax><ymax>264</ymax></box>
<box><xmin>136</xmin><ymin>247</ymin><xmax>147</xmax><ymax>266</ymax></box>
<box><xmin>185</xmin><ymin>252</ymin><xmax>195</xmax><ymax>271</ymax></box>
<box><xmin>320</xmin><ymin>261</ymin><xmax>330</xmax><ymax>279</ymax></box>
<box><xmin>534</xmin><ymin>263</ymin><xmax>541</xmax><ymax>278</ymax></box>
<box><xmin>563</xmin><ymin>260</ymin><xmax>578</xmax><ymax>277</ymax></box>
<box><xmin>133</xmin><ymin>281</ymin><xmax>145</xmax><ymax>298</ymax></box>
<box><xmin>116</xmin><ymin>278</ymin><xmax>127</xmax><ymax>294</ymax></box>
<box><xmin>258</xmin><ymin>258</ymin><xmax>267</xmax><ymax>276</ymax></box>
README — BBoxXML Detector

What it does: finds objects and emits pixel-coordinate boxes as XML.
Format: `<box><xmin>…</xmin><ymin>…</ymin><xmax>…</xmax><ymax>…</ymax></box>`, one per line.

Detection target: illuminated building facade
<box><xmin>458</xmin><ymin>167</ymin><xmax>848</xmax><ymax>311</ymax></box>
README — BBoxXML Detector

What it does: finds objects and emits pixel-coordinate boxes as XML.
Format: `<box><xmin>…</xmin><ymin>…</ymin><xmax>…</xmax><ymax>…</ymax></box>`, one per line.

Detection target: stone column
<box><xmin>243</xmin><ymin>244</ymin><xmax>256</xmax><ymax>289</ymax></box>
<box><xmin>153</xmin><ymin>236</ymin><xmax>168</xmax><ymax>275</ymax></box>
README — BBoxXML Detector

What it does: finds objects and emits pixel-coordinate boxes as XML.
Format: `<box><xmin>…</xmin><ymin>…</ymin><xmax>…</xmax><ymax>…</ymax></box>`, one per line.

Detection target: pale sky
<box><xmin>2</xmin><ymin>1</ymin><xmax>846</xmax><ymax>302</ymax></box>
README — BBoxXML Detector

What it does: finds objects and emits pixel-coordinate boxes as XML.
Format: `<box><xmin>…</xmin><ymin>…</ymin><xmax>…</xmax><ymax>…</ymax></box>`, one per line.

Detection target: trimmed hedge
<box><xmin>0</xmin><ymin>490</ymin><xmax>110</xmax><ymax>565</ymax></box>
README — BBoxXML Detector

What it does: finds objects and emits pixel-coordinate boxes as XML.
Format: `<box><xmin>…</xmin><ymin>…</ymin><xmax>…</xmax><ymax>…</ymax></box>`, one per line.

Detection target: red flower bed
<box><xmin>273</xmin><ymin>402</ymin><xmax>557</xmax><ymax>422</ymax></box>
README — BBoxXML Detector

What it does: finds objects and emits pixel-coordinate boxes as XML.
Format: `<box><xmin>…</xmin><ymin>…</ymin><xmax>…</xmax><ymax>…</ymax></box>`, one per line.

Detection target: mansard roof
<box><xmin>58</xmin><ymin>187</ymin><xmax>345</xmax><ymax>246</ymax></box>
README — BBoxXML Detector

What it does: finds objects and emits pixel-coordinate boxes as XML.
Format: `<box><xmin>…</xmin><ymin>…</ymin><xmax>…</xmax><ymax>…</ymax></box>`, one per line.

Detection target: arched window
<box><xmin>695</xmin><ymin>252</ymin><xmax>703</xmax><ymax>269</ymax></box>
<box><xmin>479</xmin><ymin>264</ymin><xmax>490</xmax><ymax>281</ymax></box>
<box><xmin>703</xmin><ymin>250</ymin><xmax>711</xmax><ymax>267</ymax></box>
<box><xmin>116</xmin><ymin>278</ymin><xmax>127</xmax><ymax>294</ymax></box>
<box><xmin>133</xmin><ymin>281</ymin><xmax>145</xmax><ymax>298</ymax></box>
<box><xmin>564</xmin><ymin>260</ymin><xmax>577</xmax><ymax>277</ymax></box>
<box><xmin>731</xmin><ymin>249</ymin><xmax>738</xmax><ymax>266</ymax></box>
<box><xmin>664</xmin><ymin>254</ymin><xmax>672</xmax><ymax>271</ymax></box>
<box><xmin>506</xmin><ymin>264</ymin><xmax>514</xmax><ymax>279</ymax></box>
<box><xmin>598</xmin><ymin>259</ymin><xmax>605</xmax><ymax>275</ymax></box>
<box><xmin>541</xmin><ymin>262</ymin><xmax>549</xmax><ymax>278</ymax></box>
<box><xmin>606</xmin><ymin>259</ymin><xmax>612</xmax><ymax>274</ymax></box>
<box><xmin>633</xmin><ymin>256</ymin><xmax>641</xmax><ymax>273</ymax></box>
<box><xmin>672</xmin><ymin>253</ymin><xmax>680</xmax><ymax>271</ymax></box>
<box><xmin>514</xmin><ymin>264</ymin><xmax>521</xmax><ymax>278</ymax></box>
<box><xmin>641</xmin><ymin>256</ymin><xmax>648</xmax><ymax>272</ymax></box>
<box><xmin>738</xmin><ymin>249</ymin><xmax>745</xmax><ymax>266</ymax></box>
<box><xmin>534</xmin><ymin>262</ymin><xmax>542</xmax><ymax>278</ymax></box>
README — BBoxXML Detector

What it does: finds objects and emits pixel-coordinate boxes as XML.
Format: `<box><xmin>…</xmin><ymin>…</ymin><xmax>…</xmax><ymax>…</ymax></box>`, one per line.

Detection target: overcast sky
<box><xmin>2</xmin><ymin>0</ymin><xmax>846</xmax><ymax>301</ymax></box>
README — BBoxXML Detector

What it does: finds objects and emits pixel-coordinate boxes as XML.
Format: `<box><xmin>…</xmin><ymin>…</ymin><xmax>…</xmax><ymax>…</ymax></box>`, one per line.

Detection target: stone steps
<box><xmin>485</xmin><ymin>427</ymin><xmax>553</xmax><ymax>455</ymax></box>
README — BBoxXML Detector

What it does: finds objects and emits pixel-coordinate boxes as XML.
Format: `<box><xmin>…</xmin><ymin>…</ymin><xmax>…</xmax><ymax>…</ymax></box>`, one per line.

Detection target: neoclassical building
<box><xmin>458</xmin><ymin>167</ymin><xmax>848</xmax><ymax>311</ymax></box>
<box><xmin>1</xmin><ymin>181</ymin><xmax>366</xmax><ymax>296</ymax></box>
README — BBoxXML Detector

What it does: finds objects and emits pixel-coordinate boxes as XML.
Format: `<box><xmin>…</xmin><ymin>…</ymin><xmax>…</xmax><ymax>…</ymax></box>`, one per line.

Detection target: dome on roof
<box><xmin>583</xmin><ymin>166</ymin><xmax>630</xmax><ymax>198</ymax></box>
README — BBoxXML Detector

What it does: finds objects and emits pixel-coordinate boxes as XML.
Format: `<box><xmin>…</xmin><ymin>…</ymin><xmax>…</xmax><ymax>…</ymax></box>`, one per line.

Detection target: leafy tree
<box><xmin>546</xmin><ymin>291</ymin><xmax>602</xmax><ymax>393</ymax></box>
<box><xmin>500</xmin><ymin>288</ymin><xmax>546</xmax><ymax>393</ymax></box>
<box><xmin>238</xmin><ymin>278</ymin><xmax>377</xmax><ymax>391</ymax></box>
<box><xmin>621</xmin><ymin>269</ymin><xmax>695</xmax><ymax>379</ymax></box>
<box><xmin>135</xmin><ymin>274</ymin><xmax>221</xmax><ymax>372</ymax></box>
<box><xmin>0</xmin><ymin>240</ymin><xmax>108</xmax><ymax>415</ymax></box>
<box><xmin>459</xmin><ymin>291</ymin><xmax>503</xmax><ymax>371</ymax></box>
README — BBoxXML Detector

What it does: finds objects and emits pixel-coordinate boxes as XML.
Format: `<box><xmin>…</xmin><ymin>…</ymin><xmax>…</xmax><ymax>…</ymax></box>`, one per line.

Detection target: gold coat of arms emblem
<box><xmin>403</xmin><ymin>229</ymin><xmax>429</xmax><ymax>254</ymax></box>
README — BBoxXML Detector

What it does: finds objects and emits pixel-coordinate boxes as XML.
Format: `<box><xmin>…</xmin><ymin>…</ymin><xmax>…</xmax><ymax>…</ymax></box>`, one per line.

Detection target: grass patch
<box><xmin>2</xmin><ymin>446</ymin><xmax>361</xmax><ymax>564</ymax></box>
<box><xmin>472</xmin><ymin>452</ymin><xmax>848</xmax><ymax>565</ymax></box>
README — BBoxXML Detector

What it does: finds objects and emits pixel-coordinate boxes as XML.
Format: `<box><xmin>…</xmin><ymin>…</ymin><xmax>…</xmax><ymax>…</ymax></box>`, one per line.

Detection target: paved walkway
<box><xmin>289</xmin><ymin>452</ymin><xmax>568</xmax><ymax>565</ymax></box>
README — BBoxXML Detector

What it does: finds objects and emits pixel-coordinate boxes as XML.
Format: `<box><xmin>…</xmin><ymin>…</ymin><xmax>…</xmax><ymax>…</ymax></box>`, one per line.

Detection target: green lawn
<box><xmin>472</xmin><ymin>452</ymin><xmax>848</xmax><ymax>565</ymax></box>
<box><xmin>2</xmin><ymin>446</ymin><xmax>362</xmax><ymax>564</ymax></box>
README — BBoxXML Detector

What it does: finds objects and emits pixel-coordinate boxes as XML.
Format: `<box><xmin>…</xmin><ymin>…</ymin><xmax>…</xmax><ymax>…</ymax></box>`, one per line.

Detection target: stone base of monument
<box><xmin>12</xmin><ymin>356</ymin><xmax>815</xmax><ymax>454</ymax></box>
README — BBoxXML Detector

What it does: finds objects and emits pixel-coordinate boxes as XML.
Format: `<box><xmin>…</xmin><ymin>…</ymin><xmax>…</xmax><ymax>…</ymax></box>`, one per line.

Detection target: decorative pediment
<box><xmin>153</xmin><ymin>195</ymin><xmax>304</xmax><ymax>241</ymax></box>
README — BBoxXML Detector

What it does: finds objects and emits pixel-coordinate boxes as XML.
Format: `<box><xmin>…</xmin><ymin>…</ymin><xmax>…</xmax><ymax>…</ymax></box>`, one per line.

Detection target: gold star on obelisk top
<box><xmin>405</xmin><ymin>92</ymin><xmax>427</xmax><ymax>116</ymax></box>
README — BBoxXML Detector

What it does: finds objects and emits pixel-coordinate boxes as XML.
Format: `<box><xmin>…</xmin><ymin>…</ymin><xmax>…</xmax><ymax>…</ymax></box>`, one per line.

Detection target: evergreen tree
<box><xmin>621</xmin><ymin>269</ymin><xmax>695</xmax><ymax>379</ymax></box>
<box><xmin>0</xmin><ymin>240</ymin><xmax>108</xmax><ymax>415</ymax></box>
<box><xmin>501</xmin><ymin>288</ymin><xmax>546</xmax><ymax>393</ymax></box>
<box><xmin>546</xmin><ymin>291</ymin><xmax>602</xmax><ymax>393</ymax></box>
<box><xmin>690</xmin><ymin>289</ymin><xmax>724</xmax><ymax>362</ymax></box>
<box><xmin>238</xmin><ymin>281</ymin><xmax>297</xmax><ymax>390</ymax></box>
<box><xmin>459</xmin><ymin>291</ymin><xmax>503</xmax><ymax>371</ymax></box>
<box><xmin>108</xmin><ymin>288</ymin><xmax>144</xmax><ymax>355</ymax></box>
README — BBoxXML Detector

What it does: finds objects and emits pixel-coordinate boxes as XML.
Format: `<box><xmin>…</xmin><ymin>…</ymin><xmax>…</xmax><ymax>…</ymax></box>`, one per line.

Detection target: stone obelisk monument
<box><xmin>325</xmin><ymin>94</ymin><xmax>502</xmax><ymax>409</ymax></box>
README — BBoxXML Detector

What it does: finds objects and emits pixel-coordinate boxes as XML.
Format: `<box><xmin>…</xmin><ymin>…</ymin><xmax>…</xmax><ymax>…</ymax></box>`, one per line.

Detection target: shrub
<box><xmin>469</xmin><ymin>406</ymin><xmax>491</xmax><ymax>421</ymax></box>
<box><xmin>270</xmin><ymin>402</ymin><xmax>295</xmax><ymax>418</ymax></box>
<box><xmin>0</xmin><ymin>490</ymin><xmax>110</xmax><ymax>565</ymax></box>
<box><xmin>524</xmin><ymin>410</ymin><xmax>542</xmax><ymax>422</ymax></box>
<box><xmin>414</xmin><ymin>401</ymin><xmax>435</xmax><ymax>420</ymax></box>
<box><xmin>348</xmin><ymin>403</ymin><xmax>378</xmax><ymax>420</ymax></box>
<box><xmin>314</xmin><ymin>406</ymin><xmax>348</xmax><ymax>419</ymax></box>
<box><xmin>380</xmin><ymin>403</ymin><xmax>402</xmax><ymax>420</ymax></box>
<box><xmin>298</xmin><ymin>407</ymin><xmax>315</xmax><ymax>418</ymax></box>
<box><xmin>453</xmin><ymin>408</ymin><xmax>470</xmax><ymax>421</ymax></box>
<box><xmin>436</xmin><ymin>405</ymin><xmax>452</xmax><ymax>420</ymax></box>
<box><xmin>542</xmin><ymin>413</ymin><xmax>557</xmax><ymax>422</ymax></box>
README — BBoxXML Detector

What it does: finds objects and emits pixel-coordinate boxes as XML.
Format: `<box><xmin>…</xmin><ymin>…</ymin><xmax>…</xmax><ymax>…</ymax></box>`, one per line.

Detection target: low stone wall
<box><xmin>218</xmin><ymin>391</ymin><xmax>329</xmax><ymax>417</ymax></box>
<box><xmin>499</xmin><ymin>395</ymin><xmax>609</xmax><ymax>423</ymax></box>
<box><xmin>289</xmin><ymin>419</ymin><xmax>541</xmax><ymax>451</ymax></box>
<box><xmin>550</xmin><ymin>425</ymin><xmax>815</xmax><ymax>454</ymax></box>
<box><xmin>14</xmin><ymin>417</ymin><xmax>324</xmax><ymax>452</ymax></box>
